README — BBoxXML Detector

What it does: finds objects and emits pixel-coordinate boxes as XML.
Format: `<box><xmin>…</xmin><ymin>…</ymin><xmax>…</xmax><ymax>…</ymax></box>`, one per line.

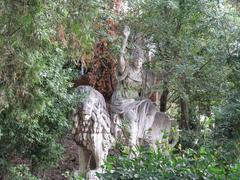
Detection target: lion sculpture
<box><xmin>72</xmin><ymin>86</ymin><xmax>115</xmax><ymax>179</ymax></box>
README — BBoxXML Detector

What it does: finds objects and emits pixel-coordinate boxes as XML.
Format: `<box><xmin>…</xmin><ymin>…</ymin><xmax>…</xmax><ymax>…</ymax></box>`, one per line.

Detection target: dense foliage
<box><xmin>214</xmin><ymin>46</ymin><xmax>240</xmax><ymax>162</ymax></box>
<box><xmin>99</xmin><ymin>146</ymin><xmax>240</xmax><ymax>180</ymax></box>
<box><xmin>0</xmin><ymin>0</ymin><xmax>74</xmax><ymax>174</ymax></box>
<box><xmin>0</xmin><ymin>0</ymin><xmax>240</xmax><ymax>178</ymax></box>
<box><xmin>0</xmin><ymin>0</ymin><xmax>112</xmax><ymax>176</ymax></box>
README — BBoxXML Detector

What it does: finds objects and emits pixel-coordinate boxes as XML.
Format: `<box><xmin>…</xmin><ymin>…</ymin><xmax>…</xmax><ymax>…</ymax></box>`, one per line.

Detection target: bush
<box><xmin>99</xmin><ymin>146</ymin><xmax>240</xmax><ymax>180</ymax></box>
<box><xmin>214</xmin><ymin>93</ymin><xmax>240</xmax><ymax>164</ymax></box>
<box><xmin>8</xmin><ymin>165</ymin><xmax>39</xmax><ymax>180</ymax></box>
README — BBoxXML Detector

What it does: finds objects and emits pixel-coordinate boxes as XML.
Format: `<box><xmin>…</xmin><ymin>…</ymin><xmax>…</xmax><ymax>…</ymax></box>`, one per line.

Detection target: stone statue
<box><xmin>72</xmin><ymin>86</ymin><xmax>178</xmax><ymax>179</ymax></box>
<box><xmin>72</xmin><ymin>86</ymin><xmax>115</xmax><ymax>179</ymax></box>
<box><xmin>72</xmin><ymin>26</ymin><xmax>179</xmax><ymax>179</ymax></box>
<box><xmin>110</xmin><ymin>26</ymin><xmax>178</xmax><ymax>149</ymax></box>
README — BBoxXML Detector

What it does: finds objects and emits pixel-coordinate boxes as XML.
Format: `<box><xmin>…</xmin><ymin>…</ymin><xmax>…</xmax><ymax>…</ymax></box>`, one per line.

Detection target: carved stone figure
<box><xmin>110</xmin><ymin>26</ymin><xmax>178</xmax><ymax>148</ymax></box>
<box><xmin>72</xmin><ymin>86</ymin><xmax>115</xmax><ymax>179</ymax></box>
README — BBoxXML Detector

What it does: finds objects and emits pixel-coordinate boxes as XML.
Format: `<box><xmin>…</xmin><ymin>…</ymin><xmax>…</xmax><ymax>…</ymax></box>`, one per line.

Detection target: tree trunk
<box><xmin>160</xmin><ymin>88</ymin><xmax>169</xmax><ymax>112</ymax></box>
<box><xmin>180</xmin><ymin>98</ymin><xmax>189</xmax><ymax>129</ymax></box>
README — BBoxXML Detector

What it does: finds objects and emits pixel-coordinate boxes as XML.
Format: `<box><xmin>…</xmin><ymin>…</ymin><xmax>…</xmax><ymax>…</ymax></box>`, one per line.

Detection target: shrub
<box><xmin>99</xmin><ymin>146</ymin><xmax>240</xmax><ymax>180</ymax></box>
<box><xmin>8</xmin><ymin>165</ymin><xmax>39</xmax><ymax>180</ymax></box>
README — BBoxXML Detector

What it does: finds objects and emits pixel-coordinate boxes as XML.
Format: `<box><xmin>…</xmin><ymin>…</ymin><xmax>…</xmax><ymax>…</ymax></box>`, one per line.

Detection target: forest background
<box><xmin>0</xmin><ymin>0</ymin><xmax>240</xmax><ymax>179</ymax></box>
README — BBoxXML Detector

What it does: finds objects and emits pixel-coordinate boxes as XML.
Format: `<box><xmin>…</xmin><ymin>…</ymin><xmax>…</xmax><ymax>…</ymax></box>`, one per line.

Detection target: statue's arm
<box><xmin>119</xmin><ymin>26</ymin><xmax>130</xmax><ymax>73</ymax></box>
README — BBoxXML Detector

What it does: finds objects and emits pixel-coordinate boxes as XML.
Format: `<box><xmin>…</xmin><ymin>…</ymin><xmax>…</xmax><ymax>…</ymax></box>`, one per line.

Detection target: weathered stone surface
<box><xmin>72</xmin><ymin>86</ymin><xmax>114</xmax><ymax>179</ymax></box>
